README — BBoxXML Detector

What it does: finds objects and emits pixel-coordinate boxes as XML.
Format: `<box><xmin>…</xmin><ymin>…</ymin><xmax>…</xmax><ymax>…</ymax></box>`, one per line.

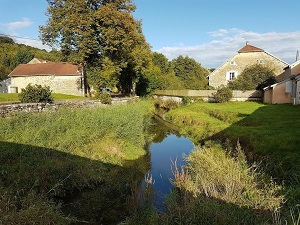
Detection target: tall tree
<box><xmin>40</xmin><ymin>0</ymin><xmax>151</xmax><ymax>95</ymax></box>
<box><xmin>172</xmin><ymin>55</ymin><xmax>209</xmax><ymax>89</ymax></box>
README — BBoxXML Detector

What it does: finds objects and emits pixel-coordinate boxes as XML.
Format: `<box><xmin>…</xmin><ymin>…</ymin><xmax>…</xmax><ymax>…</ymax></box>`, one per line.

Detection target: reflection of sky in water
<box><xmin>146</xmin><ymin>134</ymin><xmax>194</xmax><ymax>210</ymax></box>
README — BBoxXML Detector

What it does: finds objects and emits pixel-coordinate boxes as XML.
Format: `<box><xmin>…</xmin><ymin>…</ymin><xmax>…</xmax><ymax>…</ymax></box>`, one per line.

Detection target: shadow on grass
<box><xmin>0</xmin><ymin>141</ymin><xmax>150</xmax><ymax>224</ymax></box>
<box><xmin>163</xmin><ymin>190</ymin><xmax>274</xmax><ymax>225</ymax></box>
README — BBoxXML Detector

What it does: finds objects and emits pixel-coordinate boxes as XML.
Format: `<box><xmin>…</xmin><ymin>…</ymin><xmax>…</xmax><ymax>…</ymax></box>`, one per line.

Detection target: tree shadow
<box><xmin>0</xmin><ymin>141</ymin><xmax>150</xmax><ymax>224</ymax></box>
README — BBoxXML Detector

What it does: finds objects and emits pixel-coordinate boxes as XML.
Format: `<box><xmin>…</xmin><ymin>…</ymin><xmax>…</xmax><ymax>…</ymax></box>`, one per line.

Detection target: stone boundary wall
<box><xmin>0</xmin><ymin>96</ymin><xmax>139</xmax><ymax>117</ymax></box>
<box><xmin>154</xmin><ymin>90</ymin><xmax>263</xmax><ymax>102</ymax></box>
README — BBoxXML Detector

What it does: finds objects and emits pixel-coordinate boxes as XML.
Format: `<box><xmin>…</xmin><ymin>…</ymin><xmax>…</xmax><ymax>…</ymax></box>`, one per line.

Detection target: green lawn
<box><xmin>166</xmin><ymin>101</ymin><xmax>300</xmax><ymax>184</ymax></box>
<box><xmin>0</xmin><ymin>93</ymin><xmax>85</xmax><ymax>102</ymax></box>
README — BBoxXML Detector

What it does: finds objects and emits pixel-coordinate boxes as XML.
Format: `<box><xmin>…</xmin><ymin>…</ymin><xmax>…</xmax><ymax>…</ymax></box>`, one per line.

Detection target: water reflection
<box><xmin>145</xmin><ymin>117</ymin><xmax>194</xmax><ymax>210</ymax></box>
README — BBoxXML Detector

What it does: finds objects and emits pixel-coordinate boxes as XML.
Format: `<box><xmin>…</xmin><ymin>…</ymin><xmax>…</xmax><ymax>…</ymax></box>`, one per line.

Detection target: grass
<box><xmin>0</xmin><ymin>100</ymin><xmax>153</xmax><ymax>224</ymax></box>
<box><xmin>161</xmin><ymin>101</ymin><xmax>300</xmax><ymax>224</ymax></box>
<box><xmin>165</xmin><ymin>101</ymin><xmax>300</xmax><ymax>182</ymax></box>
<box><xmin>0</xmin><ymin>93</ymin><xmax>85</xmax><ymax>102</ymax></box>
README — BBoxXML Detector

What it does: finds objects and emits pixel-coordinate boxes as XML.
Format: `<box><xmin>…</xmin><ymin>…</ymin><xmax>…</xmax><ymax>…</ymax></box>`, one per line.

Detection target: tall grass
<box><xmin>0</xmin><ymin>100</ymin><xmax>153</xmax><ymax>224</ymax></box>
<box><xmin>174</xmin><ymin>143</ymin><xmax>283</xmax><ymax>211</ymax></box>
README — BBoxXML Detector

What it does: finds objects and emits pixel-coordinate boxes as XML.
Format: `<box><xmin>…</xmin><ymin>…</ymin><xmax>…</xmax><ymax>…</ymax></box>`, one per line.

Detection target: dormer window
<box><xmin>258</xmin><ymin>59</ymin><xmax>264</xmax><ymax>64</ymax></box>
<box><xmin>230</xmin><ymin>61</ymin><xmax>236</xmax><ymax>66</ymax></box>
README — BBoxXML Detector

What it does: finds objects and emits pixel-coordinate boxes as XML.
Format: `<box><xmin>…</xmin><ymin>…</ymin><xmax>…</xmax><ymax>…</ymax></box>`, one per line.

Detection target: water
<box><xmin>146</xmin><ymin>128</ymin><xmax>194</xmax><ymax>210</ymax></box>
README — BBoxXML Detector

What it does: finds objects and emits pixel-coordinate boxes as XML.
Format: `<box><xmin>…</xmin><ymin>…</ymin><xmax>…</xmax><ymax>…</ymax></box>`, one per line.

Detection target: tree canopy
<box><xmin>228</xmin><ymin>64</ymin><xmax>276</xmax><ymax>90</ymax></box>
<box><xmin>40</xmin><ymin>0</ymin><xmax>151</xmax><ymax>95</ymax></box>
<box><xmin>172</xmin><ymin>55</ymin><xmax>209</xmax><ymax>89</ymax></box>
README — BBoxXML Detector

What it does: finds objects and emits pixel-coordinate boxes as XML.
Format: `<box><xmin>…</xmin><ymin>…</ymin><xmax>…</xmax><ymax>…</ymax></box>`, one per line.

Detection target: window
<box><xmin>258</xmin><ymin>59</ymin><xmax>264</xmax><ymax>64</ymax></box>
<box><xmin>230</xmin><ymin>61</ymin><xmax>236</xmax><ymax>65</ymax></box>
<box><xmin>226</xmin><ymin>71</ymin><xmax>238</xmax><ymax>81</ymax></box>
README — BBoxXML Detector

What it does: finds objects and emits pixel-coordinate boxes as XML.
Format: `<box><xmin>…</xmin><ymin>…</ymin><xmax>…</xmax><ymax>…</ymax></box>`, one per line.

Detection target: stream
<box><xmin>146</xmin><ymin>132</ymin><xmax>194</xmax><ymax>210</ymax></box>
<box><xmin>61</xmin><ymin>117</ymin><xmax>195</xmax><ymax>224</ymax></box>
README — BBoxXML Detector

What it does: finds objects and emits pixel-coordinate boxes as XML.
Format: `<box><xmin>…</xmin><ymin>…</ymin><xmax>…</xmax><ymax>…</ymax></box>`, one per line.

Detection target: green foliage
<box><xmin>213</xmin><ymin>86</ymin><xmax>233</xmax><ymax>103</ymax></box>
<box><xmin>18</xmin><ymin>84</ymin><xmax>53</xmax><ymax>103</ymax></box>
<box><xmin>41</xmin><ymin>0</ymin><xmax>151</xmax><ymax>95</ymax></box>
<box><xmin>228</xmin><ymin>64</ymin><xmax>276</xmax><ymax>90</ymax></box>
<box><xmin>96</xmin><ymin>92</ymin><xmax>112</xmax><ymax>104</ymax></box>
<box><xmin>0</xmin><ymin>36</ymin><xmax>14</xmax><ymax>44</ymax></box>
<box><xmin>172</xmin><ymin>55</ymin><xmax>209</xmax><ymax>89</ymax></box>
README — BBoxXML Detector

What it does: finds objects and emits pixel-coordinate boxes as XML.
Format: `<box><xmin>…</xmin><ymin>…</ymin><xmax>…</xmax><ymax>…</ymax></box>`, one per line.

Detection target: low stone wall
<box><xmin>0</xmin><ymin>97</ymin><xmax>139</xmax><ymax>117</ymax></box>
<box><xmin>154</xmin><ymin>90</ymin><xmax>263</xmax><ymax>102</ymax></box>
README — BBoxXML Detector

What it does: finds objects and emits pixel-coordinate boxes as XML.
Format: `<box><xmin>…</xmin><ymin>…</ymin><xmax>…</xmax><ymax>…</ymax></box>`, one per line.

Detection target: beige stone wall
<box><xmin>10</xmin><ymin>75</ymin><xmax>83</xmax><ymax>96</ymax></box>
<box><xmin>155</xmin><ymin>89</ymin><xmax>262</xmax><ymax>102</ymax></box>
<box><xmin>209</xmin><ymin>52</ymin><xmax>288</xmax><ymax>88</ymax></box>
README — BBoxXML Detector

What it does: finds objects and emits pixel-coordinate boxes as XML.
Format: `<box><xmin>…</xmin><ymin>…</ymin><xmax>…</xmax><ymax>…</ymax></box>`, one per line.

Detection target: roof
<box><xmin>238</xmin><ymin>44</ymin><xmax>264</xmax><ymax>53</ymax></box>
<box><xmin>9</xmin><ymin>62</ymin><xmax>81</xmax><ymax>77</ymax></box>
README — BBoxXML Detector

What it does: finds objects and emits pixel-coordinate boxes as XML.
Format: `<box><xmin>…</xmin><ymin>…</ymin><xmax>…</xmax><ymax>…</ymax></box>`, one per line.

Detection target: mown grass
<box><xmin>0</xmin><ymin>100</ymin><xmax>153</xmax><ymax>224</ymax></box>
<box><xmin>0</xmin><ymin>93</ymin><xmax>84</xmax><ymax>102</ymax></box>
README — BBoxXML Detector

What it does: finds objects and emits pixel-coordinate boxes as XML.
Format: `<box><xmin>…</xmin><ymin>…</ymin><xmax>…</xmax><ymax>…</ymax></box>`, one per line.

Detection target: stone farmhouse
<box><xmin>264</xmin><ymin>59</ymin><xmax>300</xmax><ymax>105</ymax></box>
<box><xmin>0</xmin><ymin>58</ymin><xmax>84</xmax><ymax>96</ymax></box>
<box><xmin>208</xmin><ymin>43</ymin><xmax>289</xmax><ymax>88</ymax></box>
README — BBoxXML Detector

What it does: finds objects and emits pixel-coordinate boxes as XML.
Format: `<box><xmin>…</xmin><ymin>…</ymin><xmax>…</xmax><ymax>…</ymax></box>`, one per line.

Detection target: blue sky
<box><xmin>1</xmin><ymin>0</ymin><xmax>300</xmax><ymax>68</ymax></box>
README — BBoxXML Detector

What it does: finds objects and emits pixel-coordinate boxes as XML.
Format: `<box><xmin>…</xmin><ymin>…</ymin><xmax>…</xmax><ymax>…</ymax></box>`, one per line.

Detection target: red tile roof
<box><xmin>238</xmin><ymin>44</ymin><xmax>264</xmax><ymax>53</ymax></box>
<box><xmin>9</xmin><ymin>62</ymin><xmax>81</xmax><ymax>77</ymax></box>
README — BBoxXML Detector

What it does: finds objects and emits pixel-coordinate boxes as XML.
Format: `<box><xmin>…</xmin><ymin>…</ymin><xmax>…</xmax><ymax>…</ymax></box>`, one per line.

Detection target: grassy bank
<box><xmin>0</xmin><ymin>100</ymin><xmax>153</xmax><ymax>224</ymax></box>
<box><xmin>0</xmin><ymin>93</ymin><xmax>85</xmax><ymax>102</ymax></box>
<box><xmin>165</xmin><ymin>101</ymin><xmax>300</xmax><ymax>183</ymax></box>
<box><xmin>160</xmin><ymin>101</ymin><xmax>300</xmax><ymax>224</ymax></box>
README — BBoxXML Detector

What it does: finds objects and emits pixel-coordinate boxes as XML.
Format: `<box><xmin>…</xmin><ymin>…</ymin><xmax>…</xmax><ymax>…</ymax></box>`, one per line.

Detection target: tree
<box><xmin>40</xmin><ymin>0</ymin><xmax>151</xmax><ymax>95</ymax></box>
<box><xmin>228</xmin><ymin>64</ymin><xmax>276</xmax><ymax>90</ymax></box>
<box><xmin>0</xmin><ymin>36</ymin><xmax>14</xmax><ymax>44</ymax></box>
<box><xmin>172</xmin><ymin>55</ymin><xmax>209</xmax><ymax>89</ymax></box>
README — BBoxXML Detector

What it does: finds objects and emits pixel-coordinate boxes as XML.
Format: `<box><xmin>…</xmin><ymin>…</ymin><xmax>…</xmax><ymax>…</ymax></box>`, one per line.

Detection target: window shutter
<box><xmin>226</xmin><ymin>72</ymin><xmax>230</xmax><ymax>81</ymax></box>
<box><xmin>286</xmin><ymin>80</ymin><xmax>292</xmax><ymax>93</ymax></box>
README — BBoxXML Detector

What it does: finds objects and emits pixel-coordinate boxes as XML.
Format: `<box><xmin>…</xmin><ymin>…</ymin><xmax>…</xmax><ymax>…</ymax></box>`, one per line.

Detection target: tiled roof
<box><xmin>9</xmin><ymin>62</ymin><xmax>81</xmax><ymax>77</ymax></box>
<box><xmin>238</xmin><ymin>44</ymin><xmax>264</xmax><ymax>53</ymax></box>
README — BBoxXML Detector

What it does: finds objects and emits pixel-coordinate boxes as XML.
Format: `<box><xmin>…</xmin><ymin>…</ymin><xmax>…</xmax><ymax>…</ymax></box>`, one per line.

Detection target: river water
<box><xmin>145</xmin><ymin>117</ymin><xmax>195</xmax><ymax>210</ymax></box>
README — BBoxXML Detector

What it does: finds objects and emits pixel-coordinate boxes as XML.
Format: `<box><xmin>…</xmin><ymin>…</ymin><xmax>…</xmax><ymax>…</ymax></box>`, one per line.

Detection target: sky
<box><xmin>1</xmin><ymin>0</ymin><xmax>300</xmax><ymax>68</ymax></box>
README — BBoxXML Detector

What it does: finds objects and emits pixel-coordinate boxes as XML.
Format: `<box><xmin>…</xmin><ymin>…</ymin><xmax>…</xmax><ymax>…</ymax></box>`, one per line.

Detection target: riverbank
<box><xmin>0</xmin><ymin>100</ymin><xmax>153</xmax><ymax>224</ymax></box>
<box><xmin>161</xmin><ymin>101</ymin><xmax>300</xmax><ymax>224</ymax></box>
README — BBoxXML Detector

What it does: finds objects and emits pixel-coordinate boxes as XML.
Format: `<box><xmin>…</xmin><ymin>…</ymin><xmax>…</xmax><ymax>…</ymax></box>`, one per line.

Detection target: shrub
<box><xmin>228</xmin><ymin>64</ymin><xmax>276</xmax><ymax>90</ymax></box>
<box><xmin>94</xmin><ymin>91</ymin><xmax>112</xmax><ymax>104</ymax></box>
<box><xmin>19</xmin><ymin>84</ymin><xmax>53</xmax><ymax>103</ymax></box>
<box><xmin>213</xmin><ymin>86</ymin><xmax>233</xmax><ymax>103</ymax></box>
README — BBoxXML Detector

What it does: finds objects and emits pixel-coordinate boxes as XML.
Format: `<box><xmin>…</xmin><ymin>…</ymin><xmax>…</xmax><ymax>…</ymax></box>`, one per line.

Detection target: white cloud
<box><xmin>15</xmin><ymin>37</ymin><xmax>52</xmax><ymax>51</ymax></box>
<box><xmin>155</xmin><ymin>29</ymin><xmax>300</xmax><ymax>68</ymax></box>
<box><xmin>8</xmin><ymin>18</ymin><xmax>33</xmax><ymax>30</ymax></box>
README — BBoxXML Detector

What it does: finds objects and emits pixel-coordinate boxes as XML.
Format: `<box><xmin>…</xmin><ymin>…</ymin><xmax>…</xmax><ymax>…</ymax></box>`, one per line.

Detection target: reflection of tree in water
<box><xmin>147</xmin><ymin>116</ymin><xmax>181</xmax><ymax>143</ymax></box>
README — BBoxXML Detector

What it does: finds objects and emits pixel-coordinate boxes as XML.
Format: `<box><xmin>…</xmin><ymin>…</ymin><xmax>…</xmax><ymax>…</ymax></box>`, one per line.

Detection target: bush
<box><xmin>96</xmin><ymin>92</ymin><xmax>112</xmax><ymax>104</ymax></box>
<box><xmin>19</xmin><ymin>84</ymin><xmax>53</xmax><ymax>103</ymax></box>
<box><xmin>213</xmin><ymin>86</ymin><xmax>233</xmax><ymax>103</ymax></box>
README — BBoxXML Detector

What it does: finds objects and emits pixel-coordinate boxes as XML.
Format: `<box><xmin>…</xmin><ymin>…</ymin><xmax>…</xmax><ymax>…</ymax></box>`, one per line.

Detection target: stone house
<box><xmin>263</xmin><ymin>60</ymin><xmax>300</xmax><ymax>105</ymax></box>
<box><xmin>1</xmin><ymin>59</ymin><xmax>84</xmax><ymax>96</ymax></box>
<box><xmin>208</xmin><ymin>43</ymin><xmax>289</xmax><ymax>88</ymax></box>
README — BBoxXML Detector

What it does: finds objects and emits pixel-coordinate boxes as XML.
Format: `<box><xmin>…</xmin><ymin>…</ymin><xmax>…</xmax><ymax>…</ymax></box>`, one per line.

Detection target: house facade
<box><xmin>264</xmin><ymin>60</ymin><xmax>300</xmax><ymax>105</ymax></box>
<box><xmin>208</xmin><ymin>43</ymin><xmax>289</xmax><ymax>88</ymax></box>
<box><xmin>2</xmin><ymin>59</ymin><xmax>84</xmax><ymax>96</ymax></box>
